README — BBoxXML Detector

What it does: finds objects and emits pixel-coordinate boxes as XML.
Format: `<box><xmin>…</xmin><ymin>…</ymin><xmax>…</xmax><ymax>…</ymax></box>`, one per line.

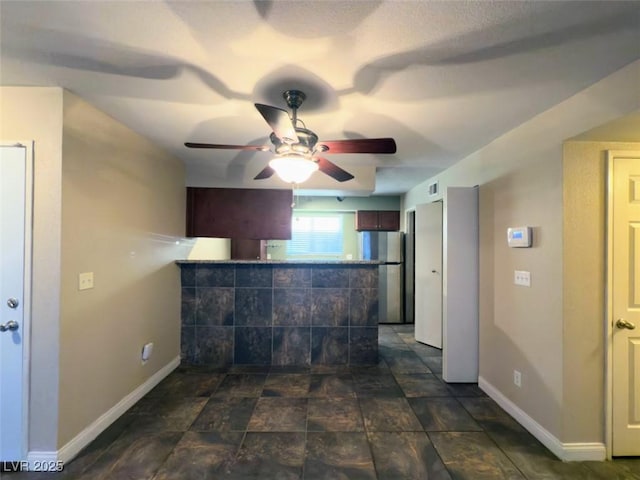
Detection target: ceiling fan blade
<box><xmin>254</xmin><ymin>166</ymin><xmax>276</xmax><ymax>180</ymax></box>
<box><xmin>185</xmin><ymin>142</ymin><xmax>269</xmax><ymax>151</ymax></box>
<box><xmin>255</xmin><ymin>104</ymin><xmax>299</xmax><ymax>143</ymax></box>
<box><xmin>316</xmin><ymin>157</ymin><xmax>355</xmax><ymax>182</ymax></box>
<box><xmin>318</xmin><ymin>138</ymin><xmax>396</xmax><ymax>154</ymax></box>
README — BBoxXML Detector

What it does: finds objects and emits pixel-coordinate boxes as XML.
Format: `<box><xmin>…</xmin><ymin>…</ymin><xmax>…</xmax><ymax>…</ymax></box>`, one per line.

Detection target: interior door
<box><xmin>415</xmin><ymin>201</ymin><xmax>442</xmax><ymax>348</ymax></box>
<box><xmin>0</xmin><ymin>145</ymin><xmax>27</xmax><ymax>461</ymax></box>
<box><xmin>612</xmin><ymin>152</ymin><xmax>640</xmax><ymax>456</ymax></box>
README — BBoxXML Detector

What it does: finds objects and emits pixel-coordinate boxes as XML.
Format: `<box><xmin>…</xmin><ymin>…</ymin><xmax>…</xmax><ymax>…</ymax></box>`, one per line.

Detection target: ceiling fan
<box><xmin>185</xmin><ymin>89</ymin><xmax>396</xmax><ymax>183</ymax></box>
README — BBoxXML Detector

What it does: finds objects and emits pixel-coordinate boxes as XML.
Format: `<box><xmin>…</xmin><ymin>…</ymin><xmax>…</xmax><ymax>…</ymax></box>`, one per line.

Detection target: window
<box><xmin>287</xmin><ymin>214</ymin><xmax>344</xmax><ymax>257</ymax></box>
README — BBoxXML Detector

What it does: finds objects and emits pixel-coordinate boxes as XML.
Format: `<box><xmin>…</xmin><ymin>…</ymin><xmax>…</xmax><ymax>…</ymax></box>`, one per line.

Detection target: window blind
<box><xmin>287</xmin><ymin>215</ymin><xmax>344</xmax><ymax>256</ymax></box>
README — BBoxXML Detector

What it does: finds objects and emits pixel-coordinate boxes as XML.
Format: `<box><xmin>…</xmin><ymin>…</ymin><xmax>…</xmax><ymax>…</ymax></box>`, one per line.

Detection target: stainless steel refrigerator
<box><xmin>358</xmin><ymin>231</ymin><xmax>404</xmax><ymax>324</ymax></box>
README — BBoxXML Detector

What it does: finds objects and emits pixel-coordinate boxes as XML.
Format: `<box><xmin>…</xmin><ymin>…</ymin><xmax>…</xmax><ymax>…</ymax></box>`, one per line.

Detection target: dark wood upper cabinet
<box><xmin>355</xmin><ymin>210</ymin><xmax>400</xmax><ymax>231</ymax></box>
<box><xmin>377</xmin><ymin>211</ymin><xmax>401</xmax><ymax>231</ymax></box>
<box><xmin>355</xmin><ymin>210</ymin><xmax>379</xmax><ymax>231</ymax></box>
<box><xmin>186</xmin><ymin>187</ymin><xmax>292</xmax><ymax>239</ymax></box>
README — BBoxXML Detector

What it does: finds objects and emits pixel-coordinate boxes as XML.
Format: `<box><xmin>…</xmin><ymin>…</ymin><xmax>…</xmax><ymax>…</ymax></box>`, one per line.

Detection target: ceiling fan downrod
<box><xmin>283</xmin><ymin>89</ymin><xmax>306</xmax><ymax>127</ymax></box>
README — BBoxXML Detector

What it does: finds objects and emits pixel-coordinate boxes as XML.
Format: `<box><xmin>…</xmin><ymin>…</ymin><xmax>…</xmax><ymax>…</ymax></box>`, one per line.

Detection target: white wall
<box><xmin>402</xmin><ymin>60</ymin><xmax>640</xmax><ymax>445</ymax></box>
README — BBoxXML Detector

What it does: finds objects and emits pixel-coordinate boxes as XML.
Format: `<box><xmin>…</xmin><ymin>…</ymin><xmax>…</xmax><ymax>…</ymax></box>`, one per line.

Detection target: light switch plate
<box><xmin>78</xmin><ymin>272</ymin><xmax>94</xmax><ymax>290</ymax></box>
<box><xmin>514</xmin><ymin>370</ymin><xmax>522</xmax><ymax>387</ymax></box>
<box><xmin>514</xmin><ymin>270</ymin><xmax>531</xmax><ymax>287</ymax></box>
<box><xmin>141</xmin><ymin>342</ymin><xmax>154</xmax><ymax>363</ymax></box>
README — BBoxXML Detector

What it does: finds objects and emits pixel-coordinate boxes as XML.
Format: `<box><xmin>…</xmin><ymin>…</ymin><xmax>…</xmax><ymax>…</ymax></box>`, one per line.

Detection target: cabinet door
<box><xmin>377</xmin><ymin>211</ymin><xmax>400</xmax><ymax>231</ymax></box>
<box><xmin>187</xmin><ymin>187</ymin><xmax>292</xmax><ymax>239</ymax></box>
<box><xmin>355</xmin><ymin>211</ymin><xmax>379</xmax><ymax>231</ymax></box>
<box><xmin>356</xmin><ymin>210</ymin><xmax>400</xmax><ymax>231</ymax></box>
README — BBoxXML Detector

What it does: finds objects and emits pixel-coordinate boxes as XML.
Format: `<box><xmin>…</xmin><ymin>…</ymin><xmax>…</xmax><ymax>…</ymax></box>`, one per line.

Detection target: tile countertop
<box><xmin>175</xmin><ymin>259</ymin><xmax>383</xmax><ymax>265</ymax></box>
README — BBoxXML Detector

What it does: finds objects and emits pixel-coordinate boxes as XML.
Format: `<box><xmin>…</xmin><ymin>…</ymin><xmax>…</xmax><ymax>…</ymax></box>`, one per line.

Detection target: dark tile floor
<box><xmin>5</xmin><ymin>325</ymin><xmax>640</xmax><ymax>479</ymax></box>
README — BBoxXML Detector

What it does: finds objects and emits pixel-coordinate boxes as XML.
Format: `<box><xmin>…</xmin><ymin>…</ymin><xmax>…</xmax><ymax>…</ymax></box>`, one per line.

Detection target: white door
<box><xmin>611</xmin><ymin>152</ymin><xmax>640</xmax><ymax>456</ymax></box>
<box><xmin>415</xmin><ymin>201</ymin><xmax>442</xmax><ymax>348</ymax></box>
<box><xmin>0</xmin><ymin>145</ymin><xmax>27</xmax><ymax>461</ymax></box>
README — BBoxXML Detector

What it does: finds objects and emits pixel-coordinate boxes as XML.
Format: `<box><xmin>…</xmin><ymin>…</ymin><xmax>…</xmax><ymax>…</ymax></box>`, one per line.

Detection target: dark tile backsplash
<box><xmin>196</xmin><ymin>264</ymin><xmax>235</xmax><ymax>287</ymax></box>
<box><xmin>273</xmin><ymin>327</ymin><xmax>311</xmax><ymax>365</ymax></box>
<box><xmin>350</xmin><ymin>288</ymin><xmax>379</xmax><ymax>326</ymax></box>
<box><xmin>273</xmin><ymin>267</ymin><xmax>312</xmax><ymax>288</ymax></box>
<box><xmin>312</xmin><ymin>266</ymin><xmax>350</xmax><ymax>288</ymax></box>
<box><xmin>181</xmin><ymin>287</ymin><xmax>196</xmax><ymax>326</ymax></box>
<box><xmin>236</xmin><ymin>265</ymin><xmax>273</xmax><ymax>288</ymax></box>
<box><xmin>311</xmin><ymin>327</ymin><xmax>349</xmax><ymax>365</ymax></box>
<box><xmin>180</xmin><ymin>264</ymin><xmax>196</xmax><ymax>287</ymax></box>
<box><xmin>273</xmin><ymin>288</ymin><xmax>311</xmax><ymax>326</ymax></box>
<box><xmin>311</xmin><ymin>289</ymin><xmax>350</xmax><ymax>327</ymax></box>
<box><xmin>235</xmin><ymin>327</ymin><xmax>272</xmax><ymax>365</ymax></box>
<box><xmin>235</xmin><ymin>288</ymin><xmax>273</xmax><ymax>326</ymax></box>
<box><xmin>196</xmin><ymin>287</ymin><xmax>234</xmax><ymax>326</ymax></box>
<box><xmin>349</xmin><ymin>267</ymin><xmax>379</xmax><ymax>289</ymax></box>
<box><xmin>179</xmin><ymin>263</ymin><xmax>379</xmax><ymax>367</ymax></box>
<box><xmin>350</xmin><ymin>327</ymin><xmax>379</xmax><ymax>365</ymax></box>
<box><xmin>195</xmin><ymin>326</ymin><xmax>233</xmax><ymax>366</ymax></box>
<box><xmin>181</xmin><ymin>325</ymin><xmax>196</xmax><ymax>363</ymax></box>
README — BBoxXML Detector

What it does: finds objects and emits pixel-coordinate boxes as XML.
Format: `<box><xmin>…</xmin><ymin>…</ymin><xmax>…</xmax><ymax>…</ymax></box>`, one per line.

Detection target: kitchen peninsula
<box><xmin>177</xmin><ymin>260</ymin><xmax>380</xmax><ymax>367</ymax></box>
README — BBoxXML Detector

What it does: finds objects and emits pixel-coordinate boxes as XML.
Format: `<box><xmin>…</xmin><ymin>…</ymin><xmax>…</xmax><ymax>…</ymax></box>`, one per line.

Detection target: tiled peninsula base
<box><xmin>177</xmin><ymin>261</ymin><xmax>379</xmax><ymax>367</ymax></box>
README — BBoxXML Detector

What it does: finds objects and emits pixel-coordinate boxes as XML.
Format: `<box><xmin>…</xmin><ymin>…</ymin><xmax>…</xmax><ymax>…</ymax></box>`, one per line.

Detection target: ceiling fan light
<box><xmin>269</xmin><ymin>156</ymin><xmax>318</xmax><ymax>184</ymax></box>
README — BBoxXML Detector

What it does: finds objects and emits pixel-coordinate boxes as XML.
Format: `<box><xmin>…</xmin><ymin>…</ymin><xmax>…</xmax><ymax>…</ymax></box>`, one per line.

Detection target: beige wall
<box><xmin>402</xmin><ymin>60</ymin><xmax>640</xmax><ymax>442</ymax></box>
<box><xmin>188</xmin><ymin>238</ymin><xmax>230</xmax><ymax>260</ymax></box>
<box><xmin>293</xmin><ymin>195</ymin><xmax>401</xmax><ymax>212</ymax></box>
<box><xmin>562</xmin><ymin>139</ymin><xmax>640</xmax><ymax>442</ymax></box>
<box><xmin>479</xmin><ymin>156</ymin><xmax>564</xmax><ymax>435</ymax></box>
<box><xmin>1</xmin><ymin>86</ymin><xmax>191</xmax><ymax>452</ymax></box>
<box><xmin>58</xmin><ymin>91</ymin><xmax>191</xmax><ymax>447</ymax></box>
<box><xmin>0</xmin><ymin>87</ymin><xmax>63</xmax><ymax>451</ymax></box>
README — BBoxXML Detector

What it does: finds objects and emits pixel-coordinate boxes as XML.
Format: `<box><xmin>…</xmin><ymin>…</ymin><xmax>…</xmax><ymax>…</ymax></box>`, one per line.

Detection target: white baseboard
<box><xmin>478</xmin><ymin>376</ymin><xmax>606</xmax><ymax>462</ymax></box>
<box><xmin>28</xmin><ymin>356</ymin><xmax>180</xmax><ymax>466</ymax></box>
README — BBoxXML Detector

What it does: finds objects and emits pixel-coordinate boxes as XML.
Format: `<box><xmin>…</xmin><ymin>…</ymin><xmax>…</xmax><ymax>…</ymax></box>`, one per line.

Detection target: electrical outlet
<box><xmin>514</xmin><ymin>370</ymin><xmax>522</xmax><ymax>387</ymax></box>
<box><xmin>514</xmin><ymin>270</ymin><xmax>531</xmax><ymax>287</ymax></box>
<box><xmin>78</xmin><ymin>272</ymin><xmax>94</xmax><ymax>291</ymax></box>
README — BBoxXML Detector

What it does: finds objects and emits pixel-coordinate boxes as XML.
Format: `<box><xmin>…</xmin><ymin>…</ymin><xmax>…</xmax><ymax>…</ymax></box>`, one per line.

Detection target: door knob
<box><xmin>0</xmin><ymin>320</ymin><xmax>19</xmax><ymax>332</ymax></box>
<box><xmin>616</xmin><ymin>318</ymin><xmax>636</xmax><ymax>330</ymax></box>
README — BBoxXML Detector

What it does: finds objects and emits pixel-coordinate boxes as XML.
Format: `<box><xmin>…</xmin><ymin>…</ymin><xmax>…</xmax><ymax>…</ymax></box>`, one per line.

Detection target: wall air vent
<box><xmin>428</xmin><ymin>181</ymin><xmax>438</xmax><ymax>196</ymax></box>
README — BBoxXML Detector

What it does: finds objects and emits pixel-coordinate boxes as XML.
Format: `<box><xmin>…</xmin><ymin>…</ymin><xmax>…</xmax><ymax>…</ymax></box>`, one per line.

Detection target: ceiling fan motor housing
<box><xmin>270</xmin><ymin>128</ymin><xmax>318</xmax><ymax>158</ymax></box>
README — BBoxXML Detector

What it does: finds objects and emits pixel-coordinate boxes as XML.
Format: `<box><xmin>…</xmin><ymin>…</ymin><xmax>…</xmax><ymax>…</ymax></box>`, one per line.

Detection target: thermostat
<box><xmin>507</xmin><ymin>227</ymin><xmax>532</xmax><ymax>248</ymax></box>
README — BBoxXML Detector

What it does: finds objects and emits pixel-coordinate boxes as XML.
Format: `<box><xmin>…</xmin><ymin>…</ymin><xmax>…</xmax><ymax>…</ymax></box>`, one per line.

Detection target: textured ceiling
<box><xmin>1</xmin><ymin>1</ymin><xmax>638</xmax><ymax>195</ymax></box>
